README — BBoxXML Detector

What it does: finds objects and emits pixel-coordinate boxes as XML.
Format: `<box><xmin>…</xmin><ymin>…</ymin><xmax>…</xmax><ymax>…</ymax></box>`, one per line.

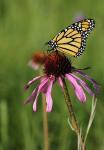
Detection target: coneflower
<box><xmin>24</xmin><ymin>52</ymin><xmax>99</xmax><ymax>112</ymax></box>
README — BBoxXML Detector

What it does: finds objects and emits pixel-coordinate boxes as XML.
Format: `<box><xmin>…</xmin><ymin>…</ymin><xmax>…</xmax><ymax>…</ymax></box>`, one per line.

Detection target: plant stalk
<box><xmin>62</xmin><ymin>77</ymin><xmax>86</xmax><ymax>150</ymax></box>
<box><xmin>42</xmin><ymin>94</ymin><xmax>49</xmax><ymax>150</ymax></box>
<box><xmin>39</xmin><ymin>69</ymin><xmax>49</xmax><ymax>150</ymax></box>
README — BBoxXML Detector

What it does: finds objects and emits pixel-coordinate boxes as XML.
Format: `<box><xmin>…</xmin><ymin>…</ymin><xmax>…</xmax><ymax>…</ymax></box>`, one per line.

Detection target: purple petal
<box><xmin>32</xmin><ymin>77</ymin><xmax>49</xmax><ymax>112</ymax></box>
<box><xmin>71</xmin><ymin>74</ymin><xmax>94</xmax><ymax>96</ymax></box>
<box><xmin>44</xmin><ymin>79</ymin><xmax>54</xmax><ymax>112</ymax></box>
<box><xmin>24</xmin><ymin>75</ymin><xmax>45</xmax><ymax>90</ymax></box>
<box><xmin>74</xmin><ymin>13</ymin><xmax>85</xmax><ymax>22</ymax></box>
<box><xmin>76</xmin><ymin>70</ymin><xmax>100</xmax><ymax>92</ymax></box>
<box><xmin>66</xmin><ymin>74</ymin><xmax>86</xmax><ymax>102</ymax></box>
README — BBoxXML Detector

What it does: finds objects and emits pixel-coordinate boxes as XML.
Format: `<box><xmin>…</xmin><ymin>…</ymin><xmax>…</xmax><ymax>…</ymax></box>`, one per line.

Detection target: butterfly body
<box><xmin>47</xmin><ymin>19</ymin><xmax>95</xmax><ymax>57</ymax></box>
<box><xmin>47</xmin><ymin>40</ymin><xmax>57</xmax><ymax>49</ymax></box>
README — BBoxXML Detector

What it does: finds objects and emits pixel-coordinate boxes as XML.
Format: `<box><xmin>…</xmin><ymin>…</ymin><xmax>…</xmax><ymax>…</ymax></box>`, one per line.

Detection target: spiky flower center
<box><xmin>44</xmin><ymin>52</ymin><xmax>74</xmax><ymax>77</ymax></box>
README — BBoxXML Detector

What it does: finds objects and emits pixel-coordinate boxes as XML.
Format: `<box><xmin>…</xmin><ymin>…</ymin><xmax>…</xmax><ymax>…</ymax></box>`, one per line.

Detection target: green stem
<box><xmin>39</xmin><ymin>69</ymin><xmax>49</xmax><ymax>150</ymax></box>
<box><xmin>62</xmin><ymin>77</ymin><xmax>79</xmax><ymax>133</ymax></box>
<box><xmin>62</xmin><ymin>77</ymin><xmax>86</xmax><ymax>150</ymax></box>
<box><xmin>42</xmin><ymin>94</ymin><xmax>49</xmax><ymax>150</ymax></box>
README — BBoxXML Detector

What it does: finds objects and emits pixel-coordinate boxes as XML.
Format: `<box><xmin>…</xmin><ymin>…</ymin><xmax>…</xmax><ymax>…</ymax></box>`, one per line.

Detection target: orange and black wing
<box><xmin>52</xmin><ymin>19</ymin><xmax>95</xmax><ymax>57</ymax></box>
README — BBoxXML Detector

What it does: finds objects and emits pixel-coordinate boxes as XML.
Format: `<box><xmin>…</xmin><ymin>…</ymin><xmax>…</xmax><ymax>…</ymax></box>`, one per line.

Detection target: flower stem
<box><xmin>42</xmin><ymin>94</ymin><xmax>49</xmax><ymax>150</ymax></box>
<box><xmin>62</xmin><ymin>77</ymin><xmax>86</xmax><ymax>150</ymax></box>
<box><xmin>39</xmin><ymin>69</ymin><xmax>49</xmax><ymax>150</ymax></box>
<box><xmin>62</xmin><ymin>77</ymin><xmax>79</xmax><ymax>132</ymax></box>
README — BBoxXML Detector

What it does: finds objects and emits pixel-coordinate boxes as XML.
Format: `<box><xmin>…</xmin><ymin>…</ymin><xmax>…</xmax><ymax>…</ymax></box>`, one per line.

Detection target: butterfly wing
<box><xmin>52</xmin><ymin>19</ymin><xmax>95</xmax><ymax>57</ymax></box>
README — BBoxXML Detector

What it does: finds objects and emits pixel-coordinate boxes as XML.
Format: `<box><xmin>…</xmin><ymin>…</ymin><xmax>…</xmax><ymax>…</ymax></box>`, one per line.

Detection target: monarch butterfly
<box><xmin>47</xmin><ymin>19</ymin><xmax>95</xmax><ymax>57</ymax></box>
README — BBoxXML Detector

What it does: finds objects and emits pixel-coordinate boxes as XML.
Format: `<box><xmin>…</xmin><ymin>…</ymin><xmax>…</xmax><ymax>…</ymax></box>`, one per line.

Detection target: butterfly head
<box><xmin>47</xmin><ymin>40</ymin><xmax>57</xmax><ymax>50</ymax></box>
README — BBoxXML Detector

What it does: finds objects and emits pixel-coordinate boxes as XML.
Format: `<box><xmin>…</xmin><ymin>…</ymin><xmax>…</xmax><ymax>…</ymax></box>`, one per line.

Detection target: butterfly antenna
<box><xmin>78</xmin><ymin>67</ymin><xmax>91</xmax><ymax>70</ymax></box>
<box><xmin>73</xmin><ymin>66</ymin><xmax>91</xmax><ymax>71</ymax></box>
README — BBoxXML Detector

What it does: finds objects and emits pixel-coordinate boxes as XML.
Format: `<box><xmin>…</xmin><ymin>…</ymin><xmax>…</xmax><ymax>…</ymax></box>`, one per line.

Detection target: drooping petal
<box><xmin>44</xmin><ymin>79</ymin><xmax>54</xmax><ymax>112</ymax></box>
<box><xmin>24</xmin><ymin>77</ymin><xmax>48</xmax><ymax>104</ymax></box>
<box><xmin>76</xmin><ymin>70</ymin><xmax>100</xmax><ymax>92</ymax></box>
<box><xmin>66</xmin><ymin>74</ymin><xmax>86</xmax><ymax>102</ymax></box>
<box><xmin>58</xmin><ymin>77</ymin><xmax>64</xmax><ymax>89</ymax></box>
<box><xmin>41</xmin><ymin>76</ymin><xmax>55</xmax><ymax>94</ymax></box>
<box><xmin>41</xmin><ymin>76</ymin><xmax>55</xmax><ymax>112</ymax></box>
<box><xmin>71</xmin><ymin>74</ymin><xmax>94</xmax><ymax>96</ymax></box>
<box><xmin>40</xmin><ymin>81</ymin><xmax>49</xmax><ymax>93</ymax></box>
<box><xmin>24</xmin><ymin>75</ymin><xmax>45</xmax><ymax>90</ymax></box>
<box><xmin>24</xmin><ymin>86</ymin><xmax>39</xmax><ymax>104</ymax></box>
<box><xmin>32</xmin><ymin>77</ymin><xmax>49</xmax><ymax>112</ymax></box>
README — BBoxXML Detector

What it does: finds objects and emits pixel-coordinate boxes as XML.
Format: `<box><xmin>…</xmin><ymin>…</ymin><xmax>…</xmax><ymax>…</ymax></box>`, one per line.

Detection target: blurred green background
<box><xmin>0</xmin><ymin>0</ymin><xmax>104</xmax><ymax>150</ymax></box>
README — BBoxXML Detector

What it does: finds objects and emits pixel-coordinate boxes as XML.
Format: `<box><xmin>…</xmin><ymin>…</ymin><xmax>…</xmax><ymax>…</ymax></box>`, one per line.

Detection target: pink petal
<box><xmin>71</xmin><ymin>74</ymin><xmax>94</xmax><ymax>96</ymax></box>
<box><xmin>40</xmin><ymin>81</ymin><xmax>49</xmax><ymax>93</ymax></box>
<box><xmin>41</xmin><ymin>76</ymin><xmax>55</xmax><ymax>112</ymax></box>
<box><xmin>24</xmin><ymin>77</ymin><xmax>48</xmax><ymax>104</ymax></box>
<box><xmin>33</xmin><ymin>77</ymin><xmax>49</xmax><ymax>112</ymax></box>
<box><xmin>58</xmin><ymin>77</ymin><xmax>63</xmax><ymax>89</ymax></box>
<box><xmin>66</xmin><ymin>74</ymin><xmax>86</xmax><ymax>102</ymax></box>
<box><xmin>45</xmin><ymin>79</ymin><xmax>54</xmax><ymax>112</ymax></box>
<box><xmin>24</xmin><ymin>86</ymin><xmax>39</xmax><ymax>104</ymax></box>
<box><xmin>76</xmin><ymin>70</ymin><xmax>100</xmax><ymax>92</ymax></box>
<box><xmin>25</xmin><ymin>75</ymin><xmax>45</xmax><ymax>90</ymax></box>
